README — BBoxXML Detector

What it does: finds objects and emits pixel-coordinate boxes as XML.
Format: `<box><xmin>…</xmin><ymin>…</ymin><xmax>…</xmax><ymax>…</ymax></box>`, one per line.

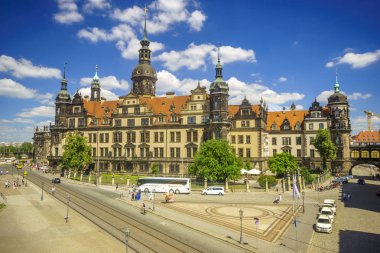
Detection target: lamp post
<box><xmin>239</xmin><ymin>208</ymin><xmax>244</xmax><ymax>244</ymax></box>
<box><xmin>125</xmin><ymin>228</ymin><xmax>130</xmax><ymax>253</ymax></box>
<box><xmin>152</xmin><ymin>189</ymin><xmax>155</xmax><ymax>211</ymax></box>
<box><xmin>302</xmin><ymin>191</ymin><xmax>305</xmax><ymax>213</ymax></box>
<box><xmin>41</xmin><ymin>182</ymin><xmax>44</xmax><ymax>201</ymax></box>
<box><xmin>65</xmin><ymin>195</ymin><xmax>70</xmax><ymax>223</ymax></box>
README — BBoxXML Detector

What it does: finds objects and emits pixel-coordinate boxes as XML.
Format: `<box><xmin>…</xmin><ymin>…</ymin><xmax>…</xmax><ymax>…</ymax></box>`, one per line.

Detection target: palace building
<box><xmin>33</xmin><ymin>14</ymin><xmax>352</xmax><ymax>175</ymax></box>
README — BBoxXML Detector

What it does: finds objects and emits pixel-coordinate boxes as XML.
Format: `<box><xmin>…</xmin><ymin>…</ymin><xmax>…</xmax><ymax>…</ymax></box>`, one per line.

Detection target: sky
<box><xmin>1</xmin><ymin>0</ymin><xmax>380</xmax><ymax>143</ymax></box>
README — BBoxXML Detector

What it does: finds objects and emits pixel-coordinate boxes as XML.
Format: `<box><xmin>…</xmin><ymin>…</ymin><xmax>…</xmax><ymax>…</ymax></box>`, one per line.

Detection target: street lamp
<box><xmin>125</xmin><ymin>228</ymin><xmax>130</xmax><ymax>253</ymax></box>
<box><xmin>302</xmin><ymin>191</ymin><xmax>305</xmax><ymax>213</ymax></box>
<box><xmin>152</xmin><ymin>189</ymin><xmax>156</xmax><ymax>211</ymax></box>
<box><xmin>65</xmin><ymin>195</ymin><xmax>70</xmax><ymax>223</ymax></box>
<box><xmin>41</xmin><ymin>182</ymin><xmax>44</xmax><ymax>201</ymax></box>
<box><xmin>239</xmin><ymin>208</ymin><xmax>244</xmax><ymax>244</ymax></box>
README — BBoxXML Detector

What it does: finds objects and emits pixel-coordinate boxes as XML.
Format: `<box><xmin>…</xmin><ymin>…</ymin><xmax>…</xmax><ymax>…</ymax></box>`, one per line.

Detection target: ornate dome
<box><xmin>328</xmin><ymin>92</ymin><xmax>347</xmax><ymax>104</ymax></box>
<box><xmin>131</xmin><ymin>63</ymin><xmax>157</xmax><ymax>80</ymax></box>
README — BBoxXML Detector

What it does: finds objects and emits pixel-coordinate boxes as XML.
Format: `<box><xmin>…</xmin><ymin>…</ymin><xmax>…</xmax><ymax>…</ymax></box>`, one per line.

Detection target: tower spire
<box><xmin>93</xmin><ymin>64</ymin><xmax>99</xmax><ymax>80</ymax></box>
<box><xmin>215</xmin><ymin>46</ymin><xmax>223</xmax><ymax>79</ymax></box>
<box><xmin>143</xmin><ymin>4</ymin><xmax>148</xmax><ymax>40</ymax></box>
<box><xmin>334</xmin><ymin>68</ymin><xmax>340</xmax><ymax>93</ymax></box>
<box><xmin>217</xmin><ymin>46</ymin><xmax>220</xmax><ymax>64</ymax></box>
<box><xmin>63</xmin><ymin>62</ymin><xmax>67</xmax><ymax>79</ymax></box>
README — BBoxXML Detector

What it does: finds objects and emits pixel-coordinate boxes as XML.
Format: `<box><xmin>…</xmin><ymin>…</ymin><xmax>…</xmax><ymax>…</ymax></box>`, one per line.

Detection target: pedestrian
<box><xmin>347</xmin><ymin>193</ymin><xmax>351</xmax><ymax>200</ymax></box>
<box><xmin>116</xmin><ymin>183</ymin><xmax>119</xmax><ymax>190</ymax></box>
<box><xmin>141</xmin><ymin>202</ymin><xmax>146</xmax><ymax>214</ymax></box>
<box><xmin>278</xmin><ymin>194</ymin><xmax>282</xmax><ymax>203</ymax></box>
<box><xmin>343</xmin><ymin>193</ymin><xmax>347</xmax><ymax>201</ymax></box>
<box><xmin>51</xmin><ymin>186</ymin><xmax>56</xmax><ymax>195</ymax></box>
<box><xmin>273</xmin><ymin>195</ymin><xmax>279</xmax><ymax>204</ymax></box>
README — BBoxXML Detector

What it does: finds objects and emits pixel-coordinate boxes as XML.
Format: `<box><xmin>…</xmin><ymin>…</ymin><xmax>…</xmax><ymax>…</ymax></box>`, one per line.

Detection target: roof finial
<box><xmin>217</xmin><ymin>46</ymin><xmax>220</xmax><ymax>64</ymax></box>
<box><xmin>335</xmin><ymin>68</ymin><xmax>339</xmax><ymax>84</ymax></box>
<box><xmin>93</xmin><ymin>64</ymin><xmax>99</xmax><ymax>80</ymax></box>
<box><xmin>334</xmin><ymin>68</ymin><xmax>340</xmax><ymax>93</ymax></box>
<box><xmin>63</xmin><ymin>62</ymin><xmax>67</xmax><ymax>79</ymax></box>
<box><xmin>143</xmin><ymin>4</ymin><xmax>148</xmax><ymax>40</ymax></box>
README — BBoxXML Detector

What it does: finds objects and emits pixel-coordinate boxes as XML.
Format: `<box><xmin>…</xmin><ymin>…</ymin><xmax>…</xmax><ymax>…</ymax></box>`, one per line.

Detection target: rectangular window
<box><xmin>141</xmin><ymin>118</ymin><xmax>149</xmax><ymax>126</ymax></box>
<box><xmin>134</xmin><ymin>107</ymin><xmax>140</xmax><ymax>114</ymax></box>
<box><xmin>201</xmin><ymin>115</ymin><xmax>209</xmax><ymax>123</ymax></box>
<box><xmin>93</xmin><ymin>133</ymin><xmax>97</xmax><ymax>143</ymax></box>
<box><xmin>282</xmin><ymin>137</ymin><xmax>291</xmax><ymax>145</ymax></box>
<box><xmin>246</xmin><ymin>135</ymin><xmax>251</xmax><ymax>144</ymax></box>
<box><xmin>319</xmin><ymin>123</ymin><xmax>324</xmax><ymax>129</ymax></box>
<box><xmin>160</xmin><ymin>132</ymin><xmax>164</xmax><ymax>143</ymax></box>
<box><xmin>127</xmin><ymin>119</ymin><xmax>135</xmax><ymax>127</ymax></box>
<box><xmin>297</xmin><ymin>149</ymin><xmax>301</xmax><ymax>157</ymax></box>
<box><xmin>154</xmin><ymin>148</ymin><xmax>158</xmax><ymax>157</ymax></box>
<box><xmin>160</xmin><ymin>148</ymin><xmax>164</xmax><ymax>157</ymax></box>
<box><xmin>92</xmin><ymin>148</ymin><xmax>96</xmax><ymax>156</ymax></box>
<box><xmin>170</xmin><ymin>148</ymin><xmax>175</xmax><ymax>157</ymax></box>
<box><xmin>246</xmin><ymin>148</ymin><xmax>251</xmax><ymax>158</ymax></box>
<box><xmin>69</xmin><ymin>119</ymin><xmax>75</xmax><ymax>128</ymax></box>
<box><xmin>296</xmin><ymin>137</ymin><xmax>302</xmax><ymax>145</ymax></box>
<box><xmin>170</xmin><ymin>132</ymin><xmax>175</xmax><ymax>142</ymax></box>
<box><xmin>176</xmin><ymin>148</ymin><xmax>180</xmax><ymax>158</ymax></box>
<box><xmin>105</xmin><ymin>133</ymin><xmax>109</xmax><ymax>143</ymax></box>
<box><xmin>100</xmin><ymin>133</ymin><xmax>104</xmax><ymax>143</ymax></box>
<box><xmin>309</xmin><ymin>123</ymin><xmax>313</xmax><ymax>130</ymax></box>
<box><xmin>88</xmin><ymin>134</ymin><xmax>92</xmax><ymax>143</ymax></box>
<box><xmin>238</xmin><ymin>135</ymin><xmax>244</xmax><ymax>144</ymax></box>
<box><xmin>273</xmin><ymin>149</ymin><xmax>277</xmax><ymax>156</ymax></box>
<box><xmin>188</xmin><ymin>116</ymin><xmax>196</xmax><ymax>124</ymax></box>
<box><xmin>187</xmin><ymin>132</ymin><xmax>191</xmax><ymax>142</ymax></box>
<box><xmin>193</xmin><ymin>131</ymin><xmax>198</xmax><ymax>142</ymax></box>
<box><xmin>140</xmin><ymin>148</ymin><xmax>145</xmax><ymax>157</ymax></box>
<box><xmin>158</xmin><ymin>116</ymin><xmax>165</xmax><ymax>122</ymax></box>
<box><xmin>100</xmin><ymin>148</ymin><xmax>104</xmax><ymax>157</ymax></box>
<box><xmin>176</xmin><ymin>132</ymin><xmax>181</xmax><ymax>142</ymax></box>
<box><xmin>238</xmin><ymin>148</ymin><xmax>244</xmax><ymax>157</ymax></box>
<box><xmin>78</xmin><ymin>118</ymin><xmax>85</xmax><ymax>127</ymax></box>
<box><xmin>310</xmin><ymin>149</ymin><xmax>315</xmax><ymax>158</ymax></box>
<box><xmin>187</xmin><ymin>148</ymin><xmax>192</xmax><ymax>158</ymax></box>
<box><xmin>105</xmin><ymin>148</ymin><xmax>108</xmax><ymax>157</ymax></box>
<box><xmin>231</xmin><ymin>136</ymin><xmax>236</xmax><ymax>144</ymax></box>
<box><xmin>154</xmin><ymin>132</ymin><xmax>159</xmax><ymax>142</ymax></box>
<box><xmin>55</xmin><ymin>148</ymin><xmax>58</xmax><ymax>156</ymax></box>
<box><xmin>310</xmin><ymin>137</ymin><xmax>314</xmax><ymax>145</ymax></box>
<box><xmin>115</xmin><ymin>119</ymin><xmax>121</xmax><ymax>126</ymax></box>
<box><xmin>272</xmin><ymin>137</ymin><xmax>277</xmax><ymax>145</ymax></box>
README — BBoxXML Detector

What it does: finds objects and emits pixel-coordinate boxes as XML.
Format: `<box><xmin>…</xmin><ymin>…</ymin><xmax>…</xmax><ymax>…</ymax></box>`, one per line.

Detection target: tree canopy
<box><xmin>312</xmin><ymin>129</ymin><xmax>337</xmax><ymax>171</ymax></box>
<box><xmin>188</xmin><ymin>139</ymin><xmax>242</xmax><ymax>182</ymax></box>
<box><xmin>268</xmin><ymin>152</ymin><xmax>298</xmax><ymax>176</ymax></box>
<box><xmin>62</xmin><ymin>131</ymin><xmax>92</xmax><ymax>172</ymax></box>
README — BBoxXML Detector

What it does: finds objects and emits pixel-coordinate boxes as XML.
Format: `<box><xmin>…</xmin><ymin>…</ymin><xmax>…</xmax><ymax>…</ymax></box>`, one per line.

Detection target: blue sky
<box><xmin>1</xmin><ymin>0</ymin><xmax>380</xmax><ymax>143</ymax></box>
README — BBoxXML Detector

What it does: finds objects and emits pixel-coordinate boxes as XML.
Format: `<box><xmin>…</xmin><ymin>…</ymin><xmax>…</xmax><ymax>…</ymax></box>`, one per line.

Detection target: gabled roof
<box><xmin>139</xmin><ymin>95</ymin><xmax>190</xmax><ymax>117</ymax></box>
<box><xmin>267</xmin><ymin>110</ymin><xmax>309</xmax><ymax>131</ymax></box>
<box><xmin>83</xmin><ymin>100</ymin><xmax>118</xmax><ymax>125</ymax></box>
<box><xmin>228</xmin><ymin>105</ymin><xmax>261</xmax><ymax>117</ymax></box>
<box><xmin>352</xmin><ymin>130</ymin><xmax>380</xmax><ymax>142</ymax></box>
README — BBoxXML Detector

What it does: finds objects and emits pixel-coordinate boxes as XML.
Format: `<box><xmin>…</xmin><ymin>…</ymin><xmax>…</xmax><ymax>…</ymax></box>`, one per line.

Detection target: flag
<box><xmin>293</xmin><ymin>174</ymin><xmax>300</xmax><ymax>199</ymax></box>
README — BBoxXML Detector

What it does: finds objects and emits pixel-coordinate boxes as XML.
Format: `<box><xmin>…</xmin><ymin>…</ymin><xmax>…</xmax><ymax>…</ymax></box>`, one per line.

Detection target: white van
<box><xmin>201</xmin><ymin>186</ymin><xmax>224</xmax><ymax>195</ymax></box>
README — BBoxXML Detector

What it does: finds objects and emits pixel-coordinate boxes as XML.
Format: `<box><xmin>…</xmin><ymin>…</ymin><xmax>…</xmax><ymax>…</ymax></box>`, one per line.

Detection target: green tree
<box><xmin>150</xmin><ymin>164</ymin><xmax>159</xmax><ymax>175</ymax></box>
<box><xmin>20</xmin><ymin>142</ymin><xmax>33</xmax><ymax>153</ymax></box>
<box><xmin>268</xmin><ymin>152</ymin><xmax>298</xmax><ymax>176</ymax></box>
<box><xmin>62</xmin><ymin>131</ymin><xmax>92</xmax><ymax>174</ymax></box>
<box><xmin>312</xmin><ymin>129</ymin><xmax>337</xmax><ymax>171</ymax></box>
<box><xmin>189</xmin><ymin>139</ymin><xmax>243</xmax><ymax>182</ymax></box>
<box><xmin>244</xmin><ymin>160</ymin><xmax>251</xmax><ymax>170</ymax></box>
<box><xmin>257</xmin><ymin>174</ymin><xmax>278</xmax><ymax>188</ymax></box>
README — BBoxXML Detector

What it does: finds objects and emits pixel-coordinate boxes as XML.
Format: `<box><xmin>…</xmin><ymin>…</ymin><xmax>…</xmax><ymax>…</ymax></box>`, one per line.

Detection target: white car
<box><xmin>201</xmin><ymin>186</ymin><xmax>224</xmax><ymax>195</ymax></box>
<box><xmin>323</xmin><ymin>199</ymin><xmax>337</xmax><ymax>213</ymax></box>
<box><xmin>319</xmin><ymin>207</ymin><xmax>335</xmax><ymax>223</ymax></box>
<box><xmin>315</xmin><ymin>214</ymin><xmax>333</xmax><ymax>233</ymax></box>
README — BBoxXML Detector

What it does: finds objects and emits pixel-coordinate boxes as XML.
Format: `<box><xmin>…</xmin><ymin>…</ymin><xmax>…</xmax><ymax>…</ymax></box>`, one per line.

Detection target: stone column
<box><xmin>246</xmin><ymin>179</ymin><xmax>250</xmax><ymax>192</ymax></box>
<box><xmin>99</xmin><ymin>175</ymin><xmax>102</xmax><ymax>185</ymax></box>
<box><xmin>112</xmin><ymin>177</ymin><xmax>115</xmax><ymax>186</ymax></box>
<box><xmin>88</xmin><ymin>174</ymin><xmax>91</xmax><ymax>184</ymax></box>
<box><xmin>265</xmin><ymin>177</ymin><xmax>268</xmax><ymax>192</ymax></box>
<box><xmin>225</xmin><ymin>178</ymin><xmax>229</xmax><ymax>192</ymax></box>
<box><xmin>287</xmin><ymin>171</ymin><xmax>291</xmax><ymax>191</ymax></box>
<box><xmin>282</xmin><ymin>179</ymin><xmax>285</xmax><ymax>193</ymax></box>
<box><xmin>204</xmin><ymin>178</ymin><xmax>207</xmax><ymax>189</ymax></box>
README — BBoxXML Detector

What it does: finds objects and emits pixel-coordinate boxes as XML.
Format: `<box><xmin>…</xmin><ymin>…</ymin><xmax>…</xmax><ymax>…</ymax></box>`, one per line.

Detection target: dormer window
<box><xmin>74</xmin><ymin>107</ymin><xmax>80</xmax><ymax>114</ymax></box>
<box><xmin>295</xmin><ymin>122</ymin><xmax>301</xmax><ymax>130</ymax></box>
<box><xmin>281</xmin><ymin>119</ymin><xmax>291</xmax><ymax>130</ymax></box>
<box><xmin>171</xmin><ymin>114</ymin><xmax>177</xmax><ymax>122</ymax></box>
<box><xmin>158</xmin><ymin>116</ymin><xmax>165</xmax><ymax>123</ymax></box>
<box><xmin>271</xmin><ymin>123</ymin><xmax>277</xmax><ymax>130</ymax></box>
<box><xmin>242</xmin><ymin>109</ymin><xmax>250</xmax><ymax>116</ymax></box>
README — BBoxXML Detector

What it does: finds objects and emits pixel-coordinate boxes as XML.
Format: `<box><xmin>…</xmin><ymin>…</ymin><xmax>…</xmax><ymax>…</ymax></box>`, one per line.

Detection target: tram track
<box><xmin>28</xmin><ymin>172</ymin><xmax>202</xmax><ymax>253</ymax></box>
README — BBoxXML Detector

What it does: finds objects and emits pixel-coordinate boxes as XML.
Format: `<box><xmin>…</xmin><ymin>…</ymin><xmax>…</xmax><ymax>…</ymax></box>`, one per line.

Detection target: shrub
<box><xmin>258</xmin><ymin>175</ymin><xmax>277</xmax><ymax>188</ymax></box>
<box><xmin>299</xmin><ymin>167</ymin><xmax>313</xmax><ymax>184</ymax></box>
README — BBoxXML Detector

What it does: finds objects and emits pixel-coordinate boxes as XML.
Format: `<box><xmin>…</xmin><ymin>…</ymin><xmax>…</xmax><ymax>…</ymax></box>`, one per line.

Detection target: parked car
<box><xmin>319</xmin><ymin>207</ymin><xmax>335</xmax><ymax>223</ymax></box>
<box><xmin>52</xmin><ymin>178</ymin><xmax>61</xmax><ymax>184</ymax></box>
<box><xmin>322</xmin><ymin>201</ymin><xmax>337</xmax><ymax>215</ymax></box>
<box><xmin>332</xmin><ymin>177</ymin><xmax>348</xmax><ymax>184</ymax></box>
<box><xmin>344</xmin><ymin>175</ymin><xmax>354</xmax><ymax>180</ymax></box>
<box><xmin>315</xmin><ymin>214</ymin><xmax>333</xmax><ymax>233</ymax></box>
<box><xmin>357</xmin><ymin>179</ymin><xmax>365</xmax><ymax>185</ymax></box>
<box><xmin>201</xmin><ymin>186</ymin><xmax>224</xmax><ymax>195</ymax></box>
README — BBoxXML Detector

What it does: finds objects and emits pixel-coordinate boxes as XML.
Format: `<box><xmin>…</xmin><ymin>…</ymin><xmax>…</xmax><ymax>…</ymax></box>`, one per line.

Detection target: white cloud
<box><xmin>54</xmin><ymin>0</ymin><xmax>84</xmax><ymax>24</ymax></box>
<box><xmin>0</xmin><ymin>118</ymin><xmax>34</xmax><ymax>124</ymax></box>
<box><xmin>83</xmin><ymin>0</ymin><xmax>111</xmax><ymax>13</ymax></box>
<box><xmin>188</xmin><ymin>10</ymin><xmax>207</xmax><ymax>31</ymax></box>
<box><xmin>351</xmin><ymin>116</ymin><xmax>380</xmax><ymax>133</ymax></box>
<box><xmin>347</xmin><ymin>92</ymin><xmax>372</xmax><ymax>100</ymax></box>
<box><xmin>156</xmin><ymin>71</ymin><xmax>304</xmax><ymax>106</ymax></box>
<box><xmin>0</xmin><ymin>79</ymin><xmax>53</xmax><ymax>104</ymax></box>
<box><xmin>16</xmin><ymin>106</ymin><xmax>55</xmax><ymax>118</ymax></box>
<box><xmin>78</xmin><ymin>87</ymin><xmax>119</xmax><ymax>100</ymax></box>
<box><xmin>0</xmin><ymin>55</ymin><xmax>61</xmax><ymax>79</ymax></box>
<box><xmin>278</xmin><ymin>76</ymin><xmax>287</xmax><ymax>82</ymax></box>
<box><xmin>326</xmin><ymin>49</ymin><xmax>380</xmax><ymax>69</ymax></box>
<box><xmin>80</xmin><ymin>75</ymin><xmax>129</xmax><ymax>90</ymax></box>
<box><xmin>77</xmin><ymin>24</ymin><xmax>136</xmax><ymax>43</ymax></box>
<box><xmin>111</xmin><ymin>6</ymin><xmax>144</xmax><ymax>25</ymax></box>
<box><xmin>156</xmin><ymin>43</ymin><xmax>256</xmax><ymax>71</ymax></box>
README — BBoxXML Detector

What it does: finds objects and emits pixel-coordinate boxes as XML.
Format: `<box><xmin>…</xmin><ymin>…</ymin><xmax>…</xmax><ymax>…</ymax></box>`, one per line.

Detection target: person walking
<box><xmin>141</xmin><ymin>202</ymin><xmax>146</xmax><ymax>214</ymax></box>
<box><xmin>51</xmin><ymin>185</ymin><xmax>56</xmax><ymax>196</ymax></box>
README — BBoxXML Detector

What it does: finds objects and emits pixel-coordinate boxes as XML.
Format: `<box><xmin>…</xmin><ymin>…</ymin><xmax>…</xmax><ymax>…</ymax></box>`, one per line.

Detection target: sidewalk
<box><xmin>0</xmin><ymin>176</ymin><xmax>124</xmax><ymax>253</ymax></box>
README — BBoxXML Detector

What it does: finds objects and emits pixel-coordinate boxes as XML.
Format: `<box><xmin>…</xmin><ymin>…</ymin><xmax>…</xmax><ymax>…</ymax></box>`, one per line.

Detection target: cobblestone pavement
<box><xmin>307</xmin><ymin>166</ymin><xmax>380</xmax><ymax>253</ymax></box>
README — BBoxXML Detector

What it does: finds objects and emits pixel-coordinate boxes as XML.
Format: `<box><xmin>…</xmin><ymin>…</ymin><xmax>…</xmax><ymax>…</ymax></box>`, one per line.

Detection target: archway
<box><xmin>350</xmin><ymin>164</ymin><xmax>379</xmax><ymax>179</ymax></box>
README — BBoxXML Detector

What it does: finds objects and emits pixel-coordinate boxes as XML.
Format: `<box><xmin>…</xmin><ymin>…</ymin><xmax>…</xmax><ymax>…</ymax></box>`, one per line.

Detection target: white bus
<box><xmin>137</xmin><ymin>177</ymin><xmax>191</xmax><ymax>194</ymax></box>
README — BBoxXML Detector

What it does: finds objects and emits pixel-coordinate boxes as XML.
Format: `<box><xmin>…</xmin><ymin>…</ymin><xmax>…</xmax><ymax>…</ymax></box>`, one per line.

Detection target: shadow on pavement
<box><xmin>340</xmin><ymin>230</ymin><xmax>380</xmax><ymax>253</ymax></box>
<box><xmin>340</xmin><ymin>180</ymin><xmax>380</xmax><ymax>213</ymax></box>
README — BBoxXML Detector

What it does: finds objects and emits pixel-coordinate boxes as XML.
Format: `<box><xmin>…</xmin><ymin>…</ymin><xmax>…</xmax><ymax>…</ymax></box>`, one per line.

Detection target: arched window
<box><xmin>371</xmin><ymin>150</ymin><xmax>379</xmax><ymax>158</ymax></box>
<box><xmin>351</xmin><ymin>150</ymin><xmax>359</xmax><ymax>158</ymax></box>
<box><xmin>361</xmin><ymin>151</ymin><xmax>369</xmax><ymax>158</ymax></box>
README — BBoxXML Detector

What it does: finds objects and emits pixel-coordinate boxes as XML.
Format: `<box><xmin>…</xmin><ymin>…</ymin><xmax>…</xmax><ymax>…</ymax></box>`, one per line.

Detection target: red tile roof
<box><xmin>267</xmin><ymin>110</ymin><xmax>308</xmax><ymax>131</ymax></box>
<box><xmin>352</xmin><ymin>130</ymin><xmax>380</xmax><ymax>143</ymax></box>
